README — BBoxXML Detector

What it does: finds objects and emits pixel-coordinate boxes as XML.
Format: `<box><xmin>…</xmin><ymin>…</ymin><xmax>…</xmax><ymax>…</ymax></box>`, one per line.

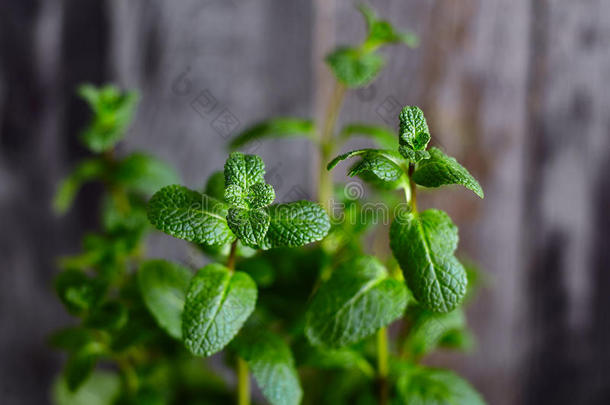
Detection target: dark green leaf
<box><xmin>78</xmin><ymin>84</ymin><xmax>138</xmax><ymax>153</ymax></box>
<box><xmin>326</xmin><ymin>47</ymin><xmax>384</xmax><ymax>88</ymax></box>
<box><xmin>53</xmin><ymin>370</ymin><xmax>120</xmax><ymax>405</ymax></box>
<box><xmin>65</xmin><ymin>342</ymin><xmax>105</xmax><ymax>391</ymax></box>
<box><xmin>339</xmin><ymin>123</ymin><xmax>397</xmax><ymax>149</ymax></box>
<box><xmin>305</xmin><ymin>256</ymin><xmax>408</xmax><ymax>348</ymax></box>
<box><xmin>147</xmin><ymin>185</ymin><xmax>235</xmax><ymax>245</ymax></box>
<box><xmin>204</xmin><ymin>171</ymin><xmax>226</xmax><ymax>201</ymax></box>
<box><xmin>226</xmin><ymin>207</ymin><xmax>270</xmax><ymax>247</ymax></box>
<box><xmin>182</xmin><ymin>263</ymin><xmax>257</xmax><ymax>356</ymax></box>
<box><xmin>390</xmin><ymin>210</ymin><xmax>467</xmax><ymax>312</ymax></box>
<box><xmin>300</xmin><ymin>346</ymin><xmax>375</xmax><ymax>378</ymax></box>
<box><xmin>53</xmin><ymin>158</ymin><xmax>107</xmax><ymax>214</ymax></box>
<box><xmin>224</xmin><ymin>152</ymin><xmax>265</xmax><ymax>190</ymax></box>
<box><xmin>49</xmin><ymin>327</ymin><xmax>95</xmax><ymax>352</ymax></box>
<box><xmin>398</xmin><ymin>106</ymin><xmax>430</xmax><ymax>156</ymax></box>
<box><xmin>413</xmin><ymin>147</ymin><xmax>484</xmax><ymax>198</ymax></box>
<box><xmin>396</xmin><ymin>366</ymin><xmax>485</xmax><ymax>405</ymax></box>
<box><xmin>261</xmin><ymin>201</ymin><xmax>331</xmax><ymax>249</ymax></box>
<box><xmin>84</xmin><ymin>301</ymin><xmax>128</xmax><ymax>331</ymax></box>
<box><xmin>229</xmin><ymin>118</ymin><xmax>316</xmax><ymax>149</ymax></box>
<box><xmin>327</xmin><ymin>148</ymin><xmax>402</xmax><ymax>171</ymax></box>
<box><xmin>348</xmin><ymin>152</ymin><xmax>404</xmax><ymax>187</ymax></box>
<box><xmin>138</xmin><ymin>260</ymin><xmax>193</xmax><ymax>339</ymax></box>
<box><xmin>232</xmin><ymin>330</ymin><xmax>303</xmax><ymax>405</ymax></box>
<box><xmin>113</xmin><ymin>153</ymin><xmax>179</xmax><ymax>196</ymax></box>
<box><xmin>55</xmin><ymin>270</ymin><xmax>106</xmax><ymax>315</ymax></box>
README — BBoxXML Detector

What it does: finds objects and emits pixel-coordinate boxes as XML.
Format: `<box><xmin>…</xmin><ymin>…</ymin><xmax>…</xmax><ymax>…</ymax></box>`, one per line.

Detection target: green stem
<box><xmin>318</xmin><ymin>82</ymin><xmax>346</xmax><ymax>212</ymax></box>
<box><xmin>408</xmin><ymin>164</ymin><xmax>417</xmax><ymax>212</ymax></box>
<box><xmin>227</xmin><ymin>240</ymin><xmax>238</xmax><ymax>272</ymax></box>
<box><xmin>377</xmin><ymin>327</ymin><xmax>389</xmax><ymax>405</ymax></box>
<box><xmin>237</xmin><ymin>356</ymin><xmax>250</xmax><ymax>405</ymax></box>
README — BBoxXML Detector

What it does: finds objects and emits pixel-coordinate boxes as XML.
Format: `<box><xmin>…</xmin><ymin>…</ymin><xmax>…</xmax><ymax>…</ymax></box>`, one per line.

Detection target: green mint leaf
<box><xmin>138</xmin><ymin>260</ymin><xmax>193</xmax><ymax>339</ymax></box>
<box><xmin>147</xmin><ymin>185</ymin><xmax>235</xmax><ymax>245</ymax></box>
<box><xmin>64</xmin><ymin>342</ymin><xmax>105</xmax><ymax>391</ymax></box>
<box><xmin>413</xmin><ymin>147</ymin><xmax>484</xmax><ymax>198</ymax></box>
<box><xmin>326</xmin><ymin>47</ymin><xmax>384</xmax><ymax>88</ymax></box>
<box><xmin>260</xmin><ymin>201</ymin><xmax>331</xmax><ymax>249</ymax></box>
<box><xmin>182</xmin><ymin>263</ymin><xmax>257</xmax><ymax>356</ymax></box>
<box><xmin>247</xmin><ymin>182</ymin><xmax>275</xmax><ymax>208</ymax></box>
<box><xmin>305</xmin><ymin>256</ymin><xmax>408</xmax><ymax>348</ymax></box>
<box><xmin>398</xmin><ymin>106</ymin><xmax>431</xmax><ymax>155</ymax></box>
<box><xmin>53</xmin><ymin>158</ymin><xmax>107</xmax><ymax>214</ymax></box>
<box><xmin>53</xmin><ymin>371</ymin><xmax>120</xmax><ymax>405</ymax></box>
<box><xmin>78</xmin><ymin>84</ymin><xmax>138</xmax><ymax>153</ymax></box>
<box><xmin>358</xmin><ymin>4</ymin><xmax>418</xmax><ymax>51</ymax></box>
<box><xmin>348</xmin><ymin>151</ymin><xmax>404</xmax><ymax>185</ymax></box>
<box><xmin>224</xmin><ymin>152</ymin><xmax>265</xmax><ymax>190</ymax></box>
<box><xmin>84</xmin><ymin>301</ymin><xmax>128</xmax><ymax>331</ymax></box>
<box><xmin>438</xmin><ymin>327</ymin><xmax>475</xmax><ymax>352</ymax></box>
<box><xmin>398</xmin><ymin>146</ymin><xmax>430</xmax><ymax>164</ymax></box>
<box><xmin>49</xmin><ymin>327</ymin><xmax>95</xmax><ymax>353</ymax></box>
<box><xmin>55</xmin><ymin>270</ymin><xmax>106</xmax><ymax>315</ymax></box>
<box><xmin>226</xmin><ymin>207</ymin><xmax>270</xmax><ymax>247</ymax></box>
<box><xmin>232</xmin><ymin>330</ymin><xmax>303</xmax><ymax>405</ymax></box>
<box><xmin>403</xmin><ymin>307</ymin><xmax>465</xmax><ymax>358</ymax></box>
<box><xmin>339</xmin><ymin>123</ymin><xmax>397</xmax><ymax>149</ymax></box>
<box><xmin>327</xmin><ymin>148</ymin><xmax>402</xmax><ymax>171</ymax></box>
<box><xmin>112</xmin><ymin>153</ymin><xmax>179</xmax><ymax>196</ymax></box>
<box><xmin>300</xmin><ymin>346</ymin><xmax>375</xmax><ymax>378</ymax></box>
<box><xmin>390</xmin><ymin>210</ymin><xmax>467</xmax><ymax>312</ymax></box>
<box><xmin>204</xmin><ymin>171</ymin><xmax>226</xmax><ymax>201</ymax></box>
<box><xmin>396</xmin><ymin>366</ymin><xmax>485</xmax><ymax>405</ymax></box>
<box><xmin>229</xmin><ymin>118</ymin><xmax>316</xmax><ymax>149</ymax></box>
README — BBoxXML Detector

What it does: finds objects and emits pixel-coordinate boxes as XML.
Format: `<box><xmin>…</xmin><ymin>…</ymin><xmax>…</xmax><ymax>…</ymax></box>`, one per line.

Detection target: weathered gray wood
<box><xmin>2</xmin><ymin>0</ymin><xmax>610</xmax><ymax>403</ymax></box>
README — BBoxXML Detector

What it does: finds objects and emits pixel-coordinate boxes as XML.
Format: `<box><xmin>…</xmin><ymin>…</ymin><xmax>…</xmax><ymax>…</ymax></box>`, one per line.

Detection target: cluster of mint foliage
<box><xmin>51</xmin><ymin>4</ymin><xmax>488</xmax><ymax>405</ymax></box>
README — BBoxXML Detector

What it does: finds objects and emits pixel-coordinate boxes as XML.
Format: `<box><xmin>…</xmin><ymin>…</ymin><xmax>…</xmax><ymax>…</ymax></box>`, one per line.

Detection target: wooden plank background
<box><xmin>1</xmin><ymin>0</ymin><xmax>609</xmax><ymax>404</ymax></box>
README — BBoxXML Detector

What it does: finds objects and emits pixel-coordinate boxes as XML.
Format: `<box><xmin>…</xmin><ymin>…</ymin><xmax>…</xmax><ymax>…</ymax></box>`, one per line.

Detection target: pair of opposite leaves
<box><xmin>146</xmin><ymin>152</ymin><xmax>331</xmax><ymax>355</ymax></box>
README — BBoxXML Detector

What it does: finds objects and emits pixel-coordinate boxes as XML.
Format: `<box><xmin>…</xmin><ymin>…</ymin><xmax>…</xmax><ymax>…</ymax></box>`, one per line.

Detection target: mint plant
<box><xmin>52</xmin><ymin>4</ymin><xmax>487</xmax><ymax>405</ymax></box>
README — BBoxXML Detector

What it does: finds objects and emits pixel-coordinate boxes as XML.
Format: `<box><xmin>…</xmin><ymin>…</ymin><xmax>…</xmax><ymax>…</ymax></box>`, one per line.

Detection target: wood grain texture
<box><xmin>1</xmin><ymin>0</ymin><xmax>610</xmax><ymax>403</ymax></box>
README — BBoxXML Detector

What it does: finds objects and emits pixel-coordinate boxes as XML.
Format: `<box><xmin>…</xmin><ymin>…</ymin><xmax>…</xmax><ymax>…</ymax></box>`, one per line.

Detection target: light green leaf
<box><xmin>326</xmin><ymin>47</ymin><xmax>384</xmax><ymax>88</ymax></box>
<box><xmin>358</xmin><ymin>4</ymin><xmax>418</xmax><ymax>51</ymax></box>
<box><xmin>301</xmin><ymin>346</ymin><xmax>375</xmax><ymax>378</ymax></box>
<box><xmin>403</xmin><ymin>307</ymin><xmax>465</xmax><ymax>359</ymax></box>
<box><xmin>232</xmin><ymin>330</ymin><xmax>303</xmax><ymax>405</ymax></box>
<box><xmin>339</xmin><ymin>123</ymin><xmax>397</xmax><ymax>149</ymax></box>
<box><xmin>113</xmin><ymin>153</ymin><xmax>179</xmax><ymax>196</ymax></box>
<box><xmin>413</xmin><ymin>147</ymin><xmax>484</xmax><ymax>198</ymax></box>
<box><xmin>53</xmin><ymin>158</ymin><xmax>107</xmax><ymax>214</ymax></box>
<box><xmin>53</xmin><ymin>370</ymin><xmax>120</xmax><ymax>405</ymax></box>
<box><xmin>390</xmin><ymin>210</ymin><xmax>467</xmax><ymax>312</ymax></box>
<box><xmin>261</xmin><ymin>201</ymin><xmax>331</xmax><ymax>249</ymax></box>
<box><xmin>138</xmin><ymin>260</ymin><xmax>193</xmax><ymax>339</ymax></box>
<box><xmin>396</xmin><ymin>366</ymin><xmax>486</xmax><ymax>405</ymax></box>
<box><xmin>229</xmin><ymin>118</ymin><xmax>316</xmax><ymax>149</ymax></box>
<box><xmin>398</xmin><ymin>106</ymin><xmax>430</xmax><ymax>155</ymax></box>
<box><xmin>305</xmin><ymin>256</ymin><xmax>408</xmax><ymax>348</ymax></box>
<box><xmin>147</xmin><ymin>185</ymin><xmax>235</xmax><ymax>245</ymax></box>
<box><xmin>78</xmin><ymin>84</ymin><xmax>138</xmax><ymax>153</ymax></box>
<box><xmin>226</xmin><ymin>207</ymin><xmax>270</xmax><ymax>247</ymax></box>
<box><xmin>182</xmin><ymin>263</ymin><xmax>257</xmax><ymax>356</ymax></box>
